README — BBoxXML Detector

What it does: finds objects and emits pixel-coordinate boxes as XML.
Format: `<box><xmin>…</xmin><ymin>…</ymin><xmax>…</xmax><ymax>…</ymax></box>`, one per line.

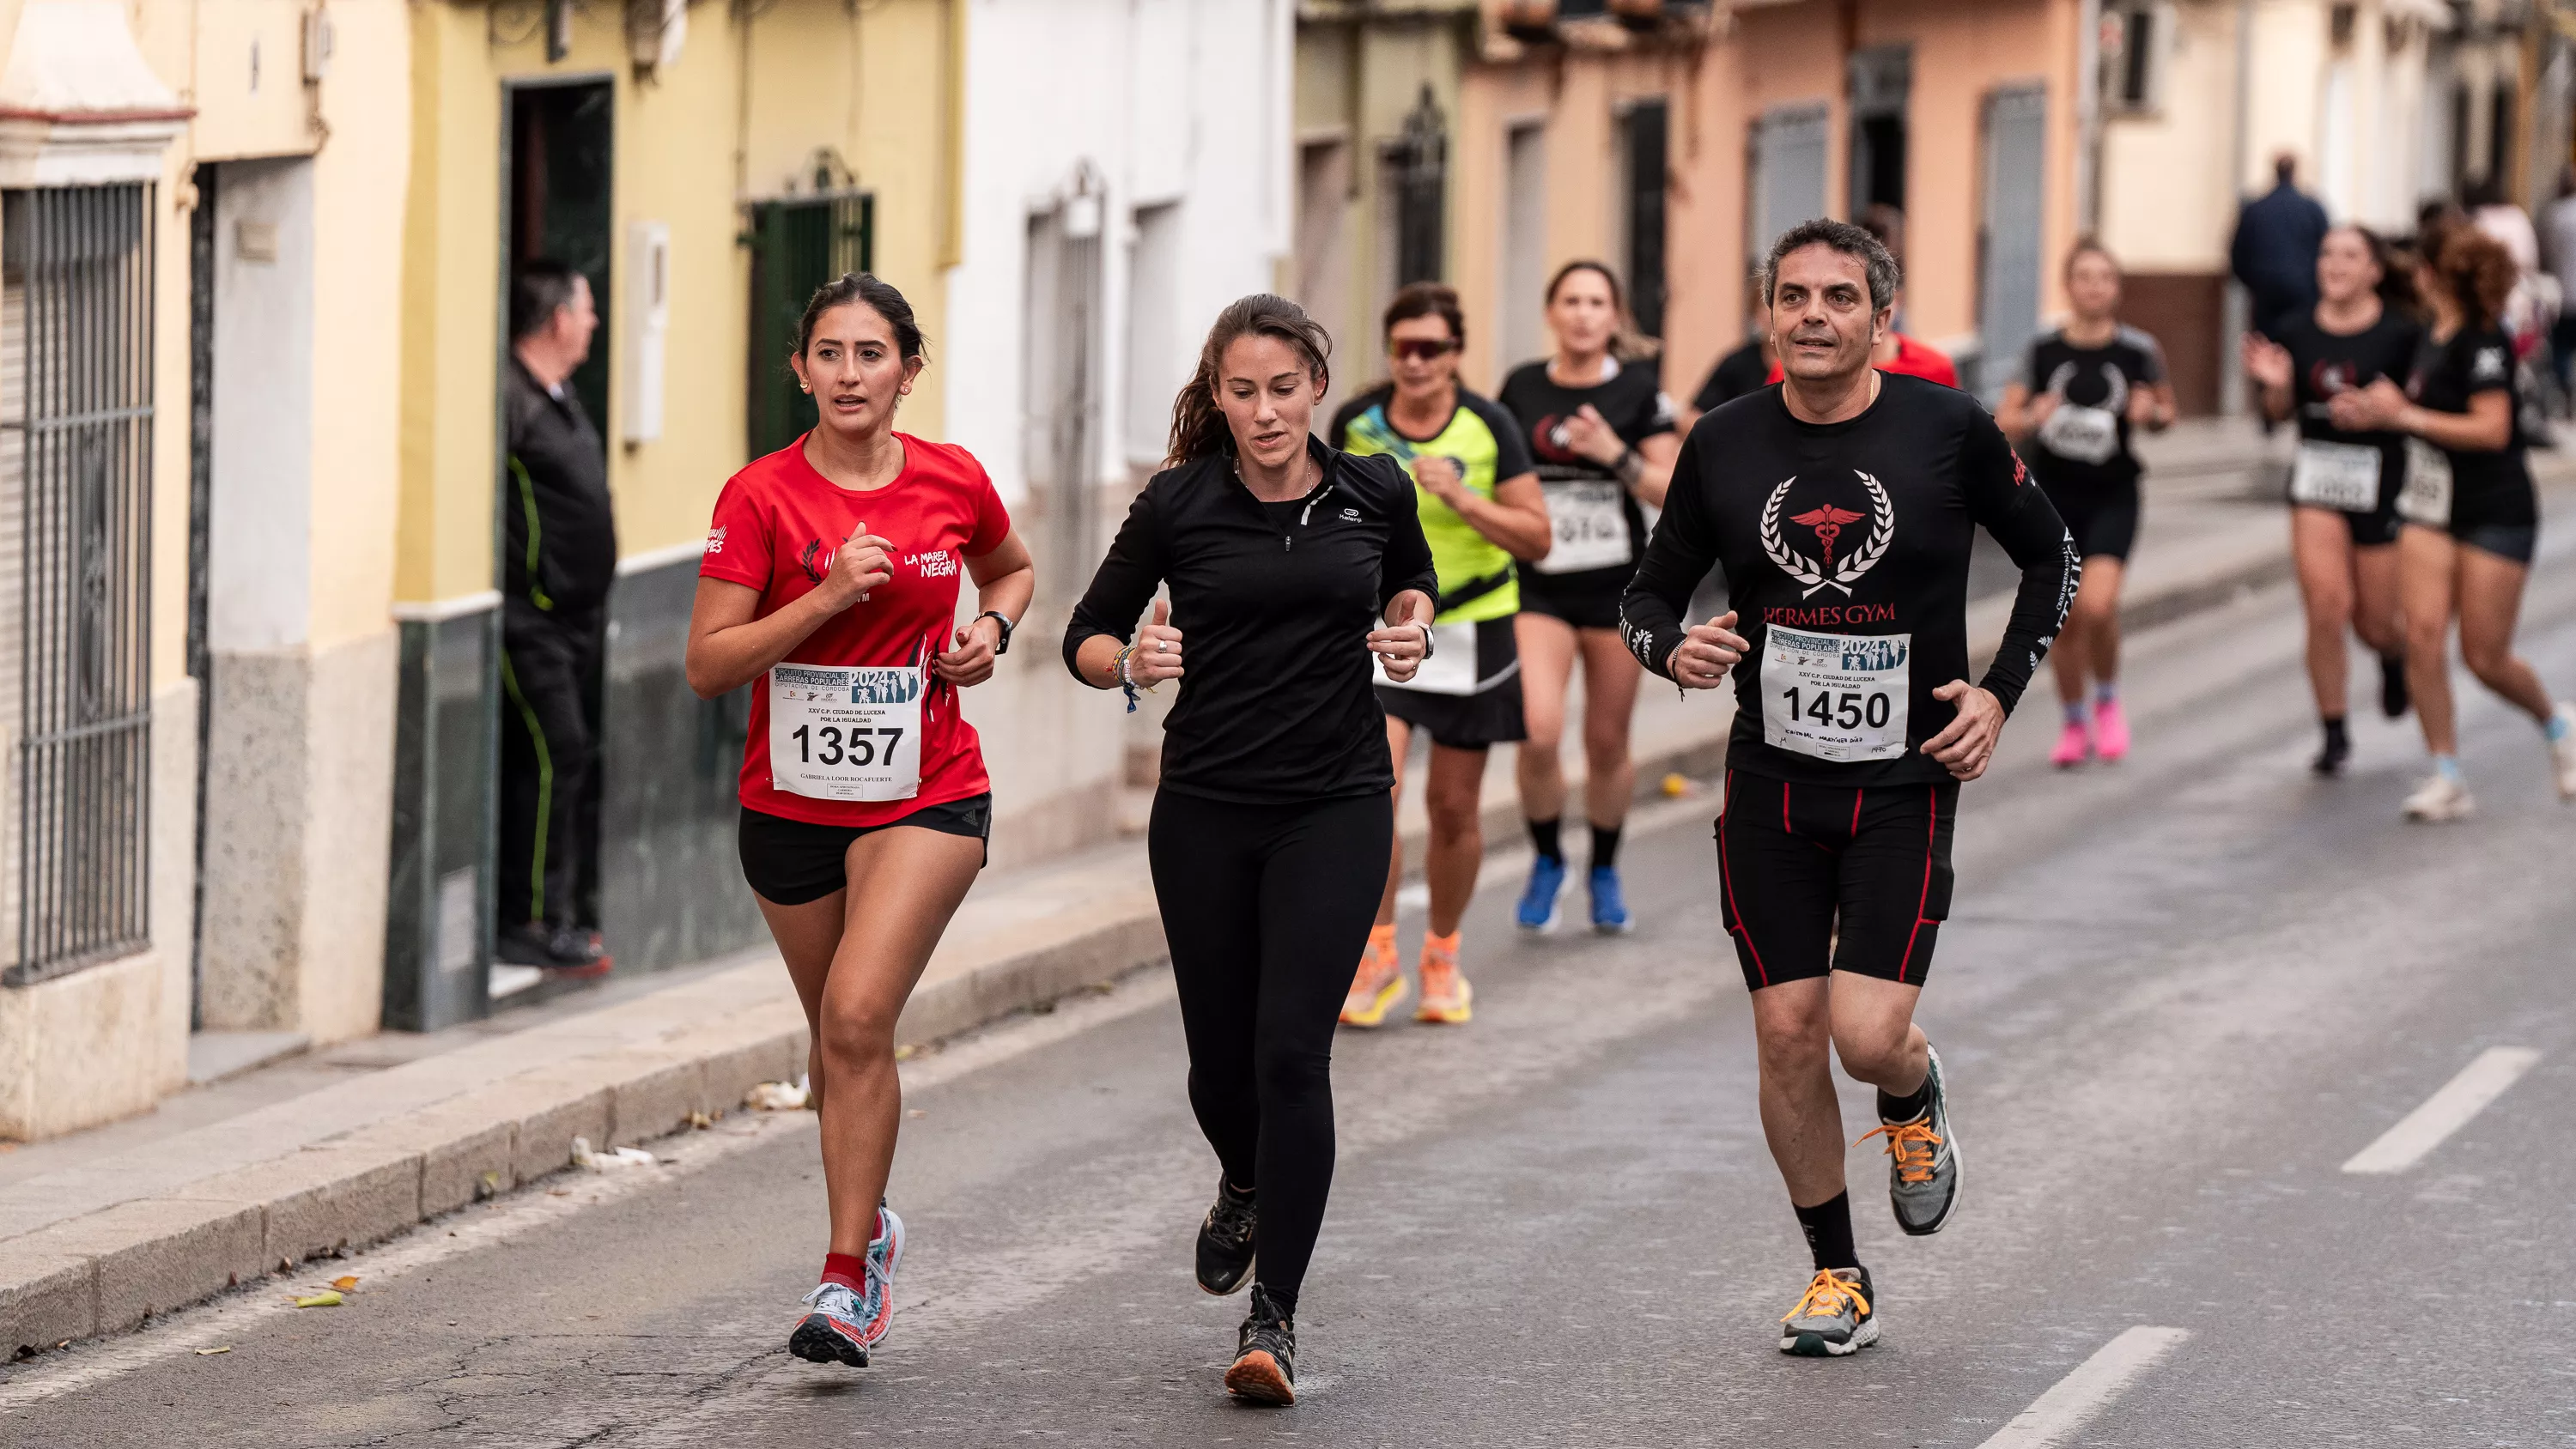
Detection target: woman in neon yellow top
<box><xmin>1327</xmin><ymin>282</ymin><xmax>1551</xmax><ymax>1028</ymax></box>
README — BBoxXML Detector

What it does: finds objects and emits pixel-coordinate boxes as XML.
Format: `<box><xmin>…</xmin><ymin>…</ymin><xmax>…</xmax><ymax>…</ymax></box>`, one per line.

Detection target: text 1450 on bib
<box><xmin>1761</xmin><ymin>627</ymin><xmax>1911</xmax><ymax>763</ymax></box>
<box><xmin>769</xmin><ymin>664</ymin><xmax>925</xmax><ymax>802</ymax></box>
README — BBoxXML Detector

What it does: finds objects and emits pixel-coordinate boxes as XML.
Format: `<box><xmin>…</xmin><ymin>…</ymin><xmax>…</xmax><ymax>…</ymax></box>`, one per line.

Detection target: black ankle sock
<box><xmin>1793</xmin><ymin>1191</ymin><xmax>1857</xmax><ymax>1272</ymax></box>
<box><xmin>2322</xmin><ymin>715</ymin><xmax>2349</xmax><ymax>748</ymax></box>
<box><xmin>1527</xmin><ymin>816</ymin><xmax>1562</xmax><ymax>863</ymax></box>
<box><xmin>1255</xmin><ymin>1280</ymin><xmax>1297</xmax><ymax>1317</ymax></box>
<box><xmin>1589</xmin><ymin>822</ymin><xmax>1623</xmax><ymax>870</ymax></box>
<box><xmin>1876</xmin><ymin>1074</ymin><xmax>1932</xmax><ymax>1124</ymax></box>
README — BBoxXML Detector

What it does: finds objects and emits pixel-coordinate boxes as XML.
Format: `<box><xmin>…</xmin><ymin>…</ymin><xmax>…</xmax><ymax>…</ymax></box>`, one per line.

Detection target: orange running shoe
<box><xmin>1340</xmin><ymin>926</ymin><xmax>1406</xmax><ymax>1027</ymax></box>
<box><xmin>1414</xmin><ymin>932</ymin><xmax>1473</xmax><ymax>1024</ymax></box>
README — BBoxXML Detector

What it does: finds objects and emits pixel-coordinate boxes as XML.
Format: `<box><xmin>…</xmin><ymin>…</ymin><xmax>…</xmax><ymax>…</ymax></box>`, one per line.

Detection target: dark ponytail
<box><xmin>795</xmin><ymin>272</ymin><xmax>930</xmax><ymax>364</ymax></box>
<box><xmin>1166</xmin><ymin>294</ymin><xmax>1332</xmax><ymax>467</ymax></box>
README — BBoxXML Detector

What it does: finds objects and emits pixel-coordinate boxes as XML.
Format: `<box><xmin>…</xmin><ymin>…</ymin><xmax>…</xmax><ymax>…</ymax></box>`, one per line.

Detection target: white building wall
<box><xmin>941</xmin><ymin>0</ymin><xmax>1293</xmax><ymax>865</ymax></box>
<box><xmin>945</xmin><ymin>0</ymin><xmax>1292</xmax><ymax>502</ymax></box>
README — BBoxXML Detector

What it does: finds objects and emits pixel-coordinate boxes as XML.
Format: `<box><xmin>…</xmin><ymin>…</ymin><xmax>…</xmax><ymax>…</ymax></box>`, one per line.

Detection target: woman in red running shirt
<box><xmin>684</xmin><ymin>273</ymin><xmax>1033</xmax><ymax>1372</ymax></box>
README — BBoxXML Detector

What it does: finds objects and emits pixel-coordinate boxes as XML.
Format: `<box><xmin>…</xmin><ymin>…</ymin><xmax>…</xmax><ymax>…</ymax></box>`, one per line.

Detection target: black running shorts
<box><xmin>2041</xmin><ymin>480</ymin><xmax>2140</xmax><ymax>563</ymax></box>
<box><xmin>1715</xmin><ymin>771</ymin><xmax>1958</xmax><ymax>991</ymax></box>
<box><xmin>738</xmin><ymin>794</ymin><xmax>991</xmax><ymax>905</ymax></box>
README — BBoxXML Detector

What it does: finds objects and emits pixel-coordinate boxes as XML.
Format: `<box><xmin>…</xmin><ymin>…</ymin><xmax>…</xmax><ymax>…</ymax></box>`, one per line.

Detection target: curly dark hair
<box><xmin>2419</xmin><ymin>222</ymin><xmax>2516</xmax><ymax>333</ymax></box>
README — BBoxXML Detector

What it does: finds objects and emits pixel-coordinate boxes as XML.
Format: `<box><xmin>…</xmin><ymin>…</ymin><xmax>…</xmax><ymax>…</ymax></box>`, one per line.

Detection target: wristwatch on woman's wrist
<box><xmin>975</xmin><ymin>610</ymin><xmax>1014</xmax><ymax>655</ymax></box>
<box><xmin>1613</xmin><ymin>446</ymin><xmax>1643</xmax><ymax>484</ymax></box>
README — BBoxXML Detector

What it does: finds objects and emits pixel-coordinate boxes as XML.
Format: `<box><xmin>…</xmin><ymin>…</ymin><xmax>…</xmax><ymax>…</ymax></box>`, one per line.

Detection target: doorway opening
<box><xmin>1849</xmin><ymin>46</ymin><xmax>1911</xmax><ymax>233</ymax></box>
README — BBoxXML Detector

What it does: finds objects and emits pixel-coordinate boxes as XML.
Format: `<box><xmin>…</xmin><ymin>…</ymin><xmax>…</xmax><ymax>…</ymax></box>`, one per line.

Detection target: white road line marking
<box><xmin>2342</xmin><ymin>1046</ymin><xmax>2542</xmax><ymax>1175</ymax></box>
<box><xmin>1977</xmin><ymin>1325</ymin><xmax>2190</xmax><ymax>1449</ymax></box>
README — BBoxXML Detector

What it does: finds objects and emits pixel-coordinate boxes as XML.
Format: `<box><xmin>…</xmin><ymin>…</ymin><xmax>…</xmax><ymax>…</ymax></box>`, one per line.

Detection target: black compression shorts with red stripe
<box><xmin>1715</xmin><ymin>771</ymin><xmax>1958</xmax><ymax>991</ymax></box>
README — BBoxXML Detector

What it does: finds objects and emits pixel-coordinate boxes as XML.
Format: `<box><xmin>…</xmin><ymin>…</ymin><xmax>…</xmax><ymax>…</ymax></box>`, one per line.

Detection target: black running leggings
<box><xmin>1146</xmin><ymin>789</ymin><xmax>1393</xmax><ymax>1313</ymax></box>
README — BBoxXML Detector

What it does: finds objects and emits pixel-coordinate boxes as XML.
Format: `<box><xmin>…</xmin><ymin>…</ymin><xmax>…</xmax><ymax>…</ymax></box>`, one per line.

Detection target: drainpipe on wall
<box><xmin>2221</xmin><ymin>0</ymin><xmax>2254</xmax><ymax>415</ymax></box>
<box><xmin>2077</xmin><ymin>0</ymin><xmax>2102</xmax><ymax>236</ymax></box>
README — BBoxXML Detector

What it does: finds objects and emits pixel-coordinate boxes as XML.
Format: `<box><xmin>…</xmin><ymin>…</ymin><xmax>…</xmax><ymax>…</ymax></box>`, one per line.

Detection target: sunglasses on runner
<box><xmin>1390</xmin><ymin>339</ymin><xmax>1459</xmax><ymax>361</ymax></box>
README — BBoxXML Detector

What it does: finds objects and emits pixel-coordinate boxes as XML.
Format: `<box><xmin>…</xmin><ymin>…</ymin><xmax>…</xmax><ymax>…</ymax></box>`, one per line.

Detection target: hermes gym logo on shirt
<box><xmin>1760</xmin><ymin>471</ymin><xmax>1896</xmax><ymax>600</ymax></box>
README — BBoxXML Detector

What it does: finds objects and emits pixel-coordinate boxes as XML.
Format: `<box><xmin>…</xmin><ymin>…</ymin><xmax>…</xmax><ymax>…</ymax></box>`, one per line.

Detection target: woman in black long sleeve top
<box><xmin>1064</xmin><ymin>294</ymin><xmax>1436</xmax><ymax>1406</ymax></box>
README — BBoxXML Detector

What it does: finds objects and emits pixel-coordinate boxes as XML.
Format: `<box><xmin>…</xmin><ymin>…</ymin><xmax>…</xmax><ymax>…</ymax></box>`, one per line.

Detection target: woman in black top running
<box><xmin>2332</xmin><ymin>221</ymin><xmax>2575</xmax><ymax>820</ymax></box>
<box><xmin>1497</xmin><ymin>261</ymin><xmax>1680</xmax><ymax>935</ymax></box>
<box><xmin>1065</xmin><ymin>294</ymin><xmax>1436</xmax><ymax>1406</ymax></box>
<box><xmin>2243</xmin><ymin>224</ymin><xmax>2421</xmax><ymax>774</ymax></box>
<box><xmin>1997</xmin><ymin>241</ymin><xmax>2172</xmax><ymax>769</ymax></box>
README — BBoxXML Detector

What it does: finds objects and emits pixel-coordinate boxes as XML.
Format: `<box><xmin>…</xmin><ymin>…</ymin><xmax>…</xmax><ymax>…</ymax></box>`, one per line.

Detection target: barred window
<box><xmin>0</xmin><ymin>185</ymin><xmax>156</xmax><ymax>985</ymax></box>
<box><xmin>745</xmin><ymin>191</ymin><xmax>872</xmax><ymax>461</ymax></box>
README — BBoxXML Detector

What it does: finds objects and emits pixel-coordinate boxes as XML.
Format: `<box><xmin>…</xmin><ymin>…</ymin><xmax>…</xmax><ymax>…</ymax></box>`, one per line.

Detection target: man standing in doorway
<box><xmin>498</xmin><ymin>258</ymin><xmax>617</xmax><ymax>976</ymax></box>
<box><xmin>2230</xmin><ymin>152</ymin><xmax>2330</xmax><ymax>343</ymax></box>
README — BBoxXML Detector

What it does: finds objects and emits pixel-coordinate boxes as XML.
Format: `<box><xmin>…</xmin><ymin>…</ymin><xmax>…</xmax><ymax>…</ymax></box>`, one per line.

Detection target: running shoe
<box><xmin>2401</xmin><ymin>773</ymin><xmax>2476</xmax><ymax>822</ymax></box>
<box><xmin>1196</xmin><ymin>1177</ymin><xmax>1257</xmax><ymax>1296</ymax></box>
<box><xmin>1339</xmin><ymin>935</ymin><xmax>1406</xmax><ymax>1028</ymax></box>
<box><xmin>1588</xmin><ymin>864</ymin><xmax>1633</xmax><ymax>935</ymax></box>
<box><xmin>1516</xmin><ymin>854</ymin><xmax>1565</xmax><ymax>932</ymax></box>
<box><xmin>1224</xmin><ymin>1284</ymin><xmax>1297</xmax><ymax>1404</ymax></box>
<box><xmin>855</xmin><ymin>1203</ymin><xmax>904</xmax><ymax>1348</ymax></box>
<box><xmin>788</xmin><ymin>1281</ymin><xmax>872</xmax><ymax>1367</ymax></box>
<box><xmin>2550</xmin><ymin>704</ymin><xmax>2576</xmax><ymax>801</ymax></box>
<box><xmin>1860</xmin><ymin>1044</ymin><xmax>1961</xmax><ymax>1236</ymax></box>
<box><xmin>2092</xmin><ymin>699</ymin><xmax>2130</xmax><ymax>762</ymax></box>
<box><xmin>1777</xmin><ymin>1266</ymin><xmax>1877</xmax><ymax>1357</ymax></box>
<box><xmin>495</xmin><ymin>921</ymin><xmax>612</xmax><ymax>978</ymax></box>
<box><xmin>2049</xmin><ymin>718</ymin><xmax>2091</xmax><ymax>768</ymax></box>
<box><xmin>1415</xmin><ymin>943</ymin><xmax>1473</xmax><ymax>1025</ymax></box>
<box><xmin>2312</xmin><ymin>731</ymin><xmax>2351</xmax><ymax>777</ymax></box>
<box><xmin>2380</xmin><ymin>654</ymin><xmax>2411</xmax><ymax>719</ymax></box>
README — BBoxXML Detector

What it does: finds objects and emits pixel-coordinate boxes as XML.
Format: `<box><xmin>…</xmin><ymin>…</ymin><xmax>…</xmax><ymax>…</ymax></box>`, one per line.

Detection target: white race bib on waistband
<box><xmin>1761</xmin><ymin>628</ymin><xmax>1911</xmax><ymax>763</ymax></box>
<box><xmin>768</xmin><ymin>664</ymin><xmax>925</xmax><ymax>802</ymax></box>
<box><xmin>1376</xmin><ymin>621</ymin><xmax>1480</xmax><ymax>695</ymax></box>
<box><xmin>2290</xmin><ymin>440</ymin><xmax>2383</xmax><ymax>512</ymax></box>
<box><xmin>2397</xmin><ymin>438</ymin><xmax>2453</xmax><ymax>527</ymax></box>
<box><xmin>1534</xmin><ymin>480</ymin><xmax>1632</xmax><ymax>573</ymax></box>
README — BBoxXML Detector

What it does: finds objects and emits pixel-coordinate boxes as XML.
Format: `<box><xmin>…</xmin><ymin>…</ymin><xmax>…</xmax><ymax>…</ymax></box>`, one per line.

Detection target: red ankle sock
<box><xmin>821</xmin><ymin>1252</ymin><xmax>866</xmax><ymax>1292</ymax></box>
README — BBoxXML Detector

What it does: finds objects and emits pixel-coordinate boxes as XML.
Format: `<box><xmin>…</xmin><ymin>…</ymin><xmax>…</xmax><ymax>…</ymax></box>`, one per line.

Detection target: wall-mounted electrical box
<box><xmin>621</xmin><ymin>220</ymin><xmax>670</xmax><ymax>444</ymax></box>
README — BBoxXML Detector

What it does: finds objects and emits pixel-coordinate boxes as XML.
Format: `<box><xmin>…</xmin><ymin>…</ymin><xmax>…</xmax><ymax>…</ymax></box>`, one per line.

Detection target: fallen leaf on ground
<box><xmin>194</xmin><ymin>1346</ymin><xmax>231</xmax><ymax>1356</ymax></box>
<box><xmin>330</xmin><ymin>1276</ymin><xmax>359</xmax><ymax>1293</ymax></box>
<box><xmin>292</xmin><ymin>1291</ymin><xmax>343</xmax><ymax>1309</ymax></box>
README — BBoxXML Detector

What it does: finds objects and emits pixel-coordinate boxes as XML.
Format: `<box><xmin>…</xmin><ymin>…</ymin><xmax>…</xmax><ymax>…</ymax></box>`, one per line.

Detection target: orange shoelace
<box><xmin>1858</xmin><ymin>1118</ymin><xmax>1944</xmax><ymax>1185</ymax></box>
<box><xmin>1780</xmin><ymin>1268</ymin><xmax>1870</xmax><ymax>1324</ymax></box>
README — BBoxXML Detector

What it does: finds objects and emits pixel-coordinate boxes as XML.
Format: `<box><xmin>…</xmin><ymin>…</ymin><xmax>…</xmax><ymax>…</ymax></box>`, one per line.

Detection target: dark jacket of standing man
<box><xmin>2230</xmin><ymin>153</ymin><xmax>2330</xmax><ymax>341</ymax></box>
<box><xmin>499</xmin><ymin>258</ymin><xmax>617</xmax><ymax>975</ymax></box>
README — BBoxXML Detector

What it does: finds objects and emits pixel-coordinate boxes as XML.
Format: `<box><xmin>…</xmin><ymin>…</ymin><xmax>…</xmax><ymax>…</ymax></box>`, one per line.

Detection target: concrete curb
<box><xmin>0</xmin><ymin>532</ymin><xmax>2298</xmax><ymax>1365</ymax></box>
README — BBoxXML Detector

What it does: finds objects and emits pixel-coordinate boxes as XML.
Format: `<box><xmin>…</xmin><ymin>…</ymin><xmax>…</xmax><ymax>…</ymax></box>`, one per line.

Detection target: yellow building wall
<box><xmin>397</xmin><ymin>0</ymin><xmax>957</xmax><ymax>608</ymax></box>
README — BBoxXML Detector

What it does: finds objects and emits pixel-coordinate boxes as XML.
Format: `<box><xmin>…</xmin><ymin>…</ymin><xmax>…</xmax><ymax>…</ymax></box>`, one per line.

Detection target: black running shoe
<box><xmin>2312</xmin><ymin>730</ymin><xmax>2351</xmax><ymax>776</ymax></box>
<box><xmin>2380</xmin><ymin>653</ymin><xmax>2410</xmax><ymax>719</ymax></box>
<box><xmin>1196</xmin><ymin>1177</ymin><xmax>1257</xmax><ymax>1295</ymax></box>
<box><xmin>1224</xmin><ymin>1285</ymin><xmax>1297</xmax><ymax>1404</ymax></box>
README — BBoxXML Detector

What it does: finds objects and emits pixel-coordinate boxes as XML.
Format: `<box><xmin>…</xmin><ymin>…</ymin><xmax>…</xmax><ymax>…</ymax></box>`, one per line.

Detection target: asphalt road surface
<box><xmin>11</xmin><ymin>554</ymin><xmax>2576</xmax><ymax>1447</ymax></box>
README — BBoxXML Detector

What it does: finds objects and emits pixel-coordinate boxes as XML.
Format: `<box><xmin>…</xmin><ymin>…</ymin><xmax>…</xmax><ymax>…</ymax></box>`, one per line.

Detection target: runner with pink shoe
<box><xmin>1998</xmin><ymin>241</ymin><xmax>2174</xmax><ymax>767</ymax></box>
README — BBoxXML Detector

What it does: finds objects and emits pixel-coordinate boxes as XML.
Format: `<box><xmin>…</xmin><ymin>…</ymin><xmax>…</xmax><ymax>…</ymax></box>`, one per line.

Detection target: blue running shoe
<box><xmin>1589</xmin><ymin>865</ymin><xmax>1632</xmax><ymax>934</ymax></box>
<box><xmin>1516</xmin><ymin>854</ymin><xmax>1566</xmax><ymax>932</ymax></box>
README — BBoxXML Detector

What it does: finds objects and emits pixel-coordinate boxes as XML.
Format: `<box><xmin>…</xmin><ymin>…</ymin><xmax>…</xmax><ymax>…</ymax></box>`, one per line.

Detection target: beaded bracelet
<box><xmin>1112</xmin><ymin>643</ymin><xmax>1141</xmax><ymax>713</ymax></box>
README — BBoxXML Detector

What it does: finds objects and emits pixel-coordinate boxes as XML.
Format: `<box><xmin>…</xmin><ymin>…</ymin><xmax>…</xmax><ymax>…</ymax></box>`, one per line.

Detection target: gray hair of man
<box><xmin>1760</xmin><ymin>219</ymin><xmax>1903</xmax><ymax>316</ymax></box>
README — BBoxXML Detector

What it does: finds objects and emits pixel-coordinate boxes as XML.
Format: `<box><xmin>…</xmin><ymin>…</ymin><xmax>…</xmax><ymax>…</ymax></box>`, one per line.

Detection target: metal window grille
<box><xmin>1621</xmin><ymin>100</ymin><xmax>1670</xmax><ymax>341</ymax></box>
<box><xmin>1388</xmin><ymin>87</ymin><xmax>1447</xmax><ymax>287</ymax></box>
<box><xmin>0</xmin><ymin>185</ymin><xmax>155</xmax><ymax>986</ymax></box>
<box><xmin>744</xmin><ymin>191</ymin><xmax>872</xmax><ymax>460</ymax></box>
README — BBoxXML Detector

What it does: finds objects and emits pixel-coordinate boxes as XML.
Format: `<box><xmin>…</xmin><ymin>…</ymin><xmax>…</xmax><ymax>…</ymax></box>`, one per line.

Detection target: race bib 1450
<box><xmin>1761</xmin><ymin>628</ymin><xmax>1911</xmax><ymax>764</ymax></box>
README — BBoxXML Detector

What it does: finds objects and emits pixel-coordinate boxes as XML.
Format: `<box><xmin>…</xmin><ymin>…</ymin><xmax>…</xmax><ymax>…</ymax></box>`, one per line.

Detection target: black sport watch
<box><xmin>975</xmin><ymin>610</ymin><xmax>1015</xmax><ymax>655</ymax></box>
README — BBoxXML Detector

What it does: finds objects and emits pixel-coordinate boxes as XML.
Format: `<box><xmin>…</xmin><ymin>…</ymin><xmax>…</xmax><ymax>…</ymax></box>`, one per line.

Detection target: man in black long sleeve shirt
<box><xmin>1619</xmin><ymin>221</ymin><xmax>2073</xmax><ymax>1359</ymax></box>
<box><xmin>497</xmin><ymin>259</ymin><xmax>617</xmax><ymax>975</ymax></box>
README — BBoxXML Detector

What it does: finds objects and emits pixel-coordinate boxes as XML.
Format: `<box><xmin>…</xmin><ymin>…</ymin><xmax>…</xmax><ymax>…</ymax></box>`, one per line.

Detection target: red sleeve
<box><xmin>963</xmin><ymin>456</ymin><xmax>1012</xmax><ymax>556</ymax></box>
<box><xmin>699</xmin><ymin>476</ymin><xmax>772</xmax><ymax>590</ymax></box>
<box><xmin>1905</xmin><ymin>339</ymin><xmax>1960</xmax><ymax>389</ymax></box>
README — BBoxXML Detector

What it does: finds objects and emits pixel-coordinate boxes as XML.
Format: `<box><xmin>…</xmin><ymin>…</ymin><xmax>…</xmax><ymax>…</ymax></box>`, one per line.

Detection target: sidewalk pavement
<box><xmin>0</xmin><ymin>418</ymin><xmax>2524</xmax><ymax>1359</ymax></box>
